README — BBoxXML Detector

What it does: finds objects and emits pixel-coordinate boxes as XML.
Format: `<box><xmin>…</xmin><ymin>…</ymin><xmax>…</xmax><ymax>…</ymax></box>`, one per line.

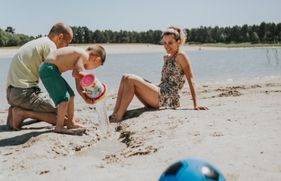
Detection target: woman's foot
<box><xmin>109</xmin><ymin>113</ymin><xmax>122</xmax><ymax>123</ymax></box>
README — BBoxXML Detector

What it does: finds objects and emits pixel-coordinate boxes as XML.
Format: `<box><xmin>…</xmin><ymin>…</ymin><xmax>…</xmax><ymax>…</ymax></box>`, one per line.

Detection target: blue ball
<box><xmin>159</xmin><ymin>158</ymin><xmax>225</xmax><ymax>181</ymax></box>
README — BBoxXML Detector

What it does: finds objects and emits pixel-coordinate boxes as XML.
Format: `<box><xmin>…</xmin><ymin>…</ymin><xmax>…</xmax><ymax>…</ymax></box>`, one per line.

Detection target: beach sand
<box><xmin>0</xmin><ymin>44</ymin><xmax>165</xmax><ymax>59</ymax></box>
<box><xmin>0</xmin><ymin>76</ymin><xmax>281</xmax><ymax>181</ymax></box>
<box><xmin>0</xmin><ymin>43</ymin><xmax>223</xmax><ymax>59</ymax></box>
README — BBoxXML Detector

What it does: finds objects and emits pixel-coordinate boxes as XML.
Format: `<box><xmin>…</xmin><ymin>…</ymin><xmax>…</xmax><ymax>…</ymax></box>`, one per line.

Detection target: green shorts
<box><xmin>6</xmin><ymin>86</ymin><xmax>57</xmax><ymax>113</ymax></box>
<box><xmin>39</xmin><ymin>63</ymin><xmax>75</xmax><ymax>106</ymax></box>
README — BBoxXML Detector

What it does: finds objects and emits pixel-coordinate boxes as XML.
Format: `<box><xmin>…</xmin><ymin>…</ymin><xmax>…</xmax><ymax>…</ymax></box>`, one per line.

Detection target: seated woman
<box><xmin>110</xmin><ymin>25</ymin><xmax>208</xmax><ymax>122</ymax></box>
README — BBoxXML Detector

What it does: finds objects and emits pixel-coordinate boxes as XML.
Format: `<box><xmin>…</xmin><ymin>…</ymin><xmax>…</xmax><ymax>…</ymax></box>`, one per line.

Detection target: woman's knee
<box><xmin>121</xmin><ymin>74</ymin><xmax>129</xmax><ymax>80</ymax></box>
<box><xmin>122</xmin><ymin>74</ymin><xmax>137</xmax><ymax>84</ymax></box>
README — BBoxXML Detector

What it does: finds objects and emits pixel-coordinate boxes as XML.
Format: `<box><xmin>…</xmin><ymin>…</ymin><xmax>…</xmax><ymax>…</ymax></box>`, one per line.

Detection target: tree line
<box><xmin>188</xmin><ymin>22</ymin><xmax>281</xmax><ymax>44</ymax></box>
<box><xmin>0</xmin><ymin>22</ymin><xmax>280</xmax><ymax>47</ymax></box>
<box><xmin>0</xmin><ymin>27</ymin><xmax>33</xmax><ymax>47</ymax></box>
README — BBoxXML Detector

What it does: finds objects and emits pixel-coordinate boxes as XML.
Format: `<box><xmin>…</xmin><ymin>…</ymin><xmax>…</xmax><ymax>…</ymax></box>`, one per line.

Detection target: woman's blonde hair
<box><xmin>161</xmin><ymin>26</ymin><xmax>187</xmax><ymax>45</ymax></box>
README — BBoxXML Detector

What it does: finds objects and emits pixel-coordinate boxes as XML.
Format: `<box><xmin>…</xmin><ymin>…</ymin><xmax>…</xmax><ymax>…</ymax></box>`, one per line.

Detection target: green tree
<box><xmin>250</xmin><ymin>31</ymin><xmax>260</xmax><ymax>43</ymax></box>
<box><xmin>277</xmin><ymin>23</ymin><xmax>281</xmax><ymax>41</ymax></box>
<box><xmin>259</xmin><ymin>22</ymin><xmax>267</xmax><ymax>42</ymax></box>
<box><xmin>5</xmin><ymin>26</ymin><xmax>15</xmax><ymax>34</ymax></box>
<box><xmin>241</xmin><ymin>24</ymin><xmax>250</xmax><ymax>42</ymax></box>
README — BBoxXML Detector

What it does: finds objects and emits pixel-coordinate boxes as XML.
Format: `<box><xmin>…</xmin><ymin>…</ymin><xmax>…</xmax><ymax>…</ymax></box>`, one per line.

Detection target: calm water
<box><xmin>0</xmin><ymin>47</ymin><xmax>280</xmax><ymax>111</ymax></box>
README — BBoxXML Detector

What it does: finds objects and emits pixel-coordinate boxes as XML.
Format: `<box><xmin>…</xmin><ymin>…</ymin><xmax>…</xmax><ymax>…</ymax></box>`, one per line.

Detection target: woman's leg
<box><xmin>112</xmin><ymin>74</ymin><xmax>160</xmax><ymax>122</ymax></box>
<box><xmin>112</xmin><ymin>75</ymin><xmax>127</xmax><ymax>114</ymax></box>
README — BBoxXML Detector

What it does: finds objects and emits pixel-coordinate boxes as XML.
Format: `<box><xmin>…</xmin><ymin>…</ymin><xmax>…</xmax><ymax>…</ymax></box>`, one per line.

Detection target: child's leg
<box><xmin>66</xmin><ymin>97</ymin><xmax>74</xmax><ymax>124</ymax></box>
<box><xmin>54</xmin><ymin>101</ymin><xmax>79</xmax><ymax>134</ymax></box>
<box><xmin>65</xmin><ymin>96</ymin><xmax>84</xmax><ymax>129</ymax></box>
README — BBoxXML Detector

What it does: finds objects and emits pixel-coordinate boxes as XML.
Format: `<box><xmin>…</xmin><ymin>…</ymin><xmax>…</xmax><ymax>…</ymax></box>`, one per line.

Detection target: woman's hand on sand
<box><xmin>194</xmin><ymin>106</ymin><xmax>209</xmax><ymax>110</ymax></box>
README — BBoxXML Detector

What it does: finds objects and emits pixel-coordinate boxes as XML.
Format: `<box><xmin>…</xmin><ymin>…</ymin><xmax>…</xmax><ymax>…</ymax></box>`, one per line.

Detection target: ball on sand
<box><xmin>159</xmin><ymin>158</ymin><xmax>225</xmax><ymax>181</ymax></box>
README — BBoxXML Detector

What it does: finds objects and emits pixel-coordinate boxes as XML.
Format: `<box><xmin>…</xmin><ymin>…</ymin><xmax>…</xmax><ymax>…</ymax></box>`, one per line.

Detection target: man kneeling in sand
<box><xmin>39</xmin><ymin>45</ymin><xmax>106</xmax><ymax>134</ymax></box>
<box><xmin>6</xmin><ymin>23</ymin><xmax>73</xmax><ymax>130</ymax></box>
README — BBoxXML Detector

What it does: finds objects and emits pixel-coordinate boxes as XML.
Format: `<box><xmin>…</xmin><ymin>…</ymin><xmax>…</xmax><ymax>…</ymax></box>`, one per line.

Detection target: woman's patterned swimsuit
<box><xmin>158</xmin><ymin>55</ymin><xmax>185</xmax><ymax>108</ymax></box>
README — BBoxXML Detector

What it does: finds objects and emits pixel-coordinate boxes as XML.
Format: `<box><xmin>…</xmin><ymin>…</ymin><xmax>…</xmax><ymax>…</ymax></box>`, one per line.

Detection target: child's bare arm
<box><xmin>72</xmin><ymin>56</ymin><xmax>86</xmax><ymax>78</ymax></box>
<box><xmin>75</xmin><ymin>78</ymin><xmax>95</xmax><ymax>104</ymax></box>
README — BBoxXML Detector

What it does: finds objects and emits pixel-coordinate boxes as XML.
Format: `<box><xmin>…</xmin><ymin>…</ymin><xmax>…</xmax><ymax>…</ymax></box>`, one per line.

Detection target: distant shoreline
<box><xmin>0</xmin><ymin>43</ymin><xmax>280</xmax><ymax>59</ymax></box>
<box><xmin>192</xmin><ymin>42</ymin><xmax>281</xmax><ymax>48</ymax></box>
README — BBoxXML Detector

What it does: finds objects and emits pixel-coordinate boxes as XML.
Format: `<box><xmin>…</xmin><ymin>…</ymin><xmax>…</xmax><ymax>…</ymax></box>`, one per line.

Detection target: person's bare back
<box><xmin>45</xmin><ymin>47</ymin><xmax>89</xmax><ymax>73</ymax></box>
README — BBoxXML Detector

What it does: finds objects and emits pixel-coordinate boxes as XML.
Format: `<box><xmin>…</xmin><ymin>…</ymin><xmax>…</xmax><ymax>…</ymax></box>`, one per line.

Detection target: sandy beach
<box><xmin>0</xmin><ymin>43</ymin><xmax>228</xmax><ymax>59</ymax></box>
<box><xmin>0</xmin><ymin>74</ymin><xmax>281</xmax><ymax>180</ymax></box>
<box><xmin>0</xmin><ymin>44</ymin><xmax>165</xmax><ymax>59</ymax></box>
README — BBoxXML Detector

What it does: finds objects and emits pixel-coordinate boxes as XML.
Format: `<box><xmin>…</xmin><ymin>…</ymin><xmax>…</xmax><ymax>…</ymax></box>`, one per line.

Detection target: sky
<box><xmin>0</xmin><ymin>0</ymin><xmax>280</xmax><ymax>36</ymax></box>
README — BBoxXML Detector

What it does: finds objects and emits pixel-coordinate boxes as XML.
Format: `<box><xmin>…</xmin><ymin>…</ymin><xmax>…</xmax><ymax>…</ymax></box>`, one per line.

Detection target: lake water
<box><xmin>0</xmin><ymin>47</ymin><xmax>280</xmax><ymax>111</ymax></box>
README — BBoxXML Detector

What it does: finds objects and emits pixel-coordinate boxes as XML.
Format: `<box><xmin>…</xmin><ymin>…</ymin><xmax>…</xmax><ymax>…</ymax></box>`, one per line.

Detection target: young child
<box><xmin>39</xmin><ymin>45</ymin><xmax>106</xmax><ymax>134</ymax></box>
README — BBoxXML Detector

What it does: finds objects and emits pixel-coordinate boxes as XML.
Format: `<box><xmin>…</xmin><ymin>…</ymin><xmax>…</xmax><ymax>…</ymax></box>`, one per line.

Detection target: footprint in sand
<box><xmin>211</xmin><ymin>131</ymin><xmax>224</xmax><ymax>137</ymax></box>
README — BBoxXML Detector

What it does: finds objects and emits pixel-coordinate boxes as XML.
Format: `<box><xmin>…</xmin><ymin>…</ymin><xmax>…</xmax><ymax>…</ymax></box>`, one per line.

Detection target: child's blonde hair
<box><xmin>87</xmin><ymin>45</ymin><xmax>106</xmax><ymax>65</ymax></box>
<box><xmin>161</xmin><ymin>26</ymin><xmax>187</xmax><ymax>45</ymax></box>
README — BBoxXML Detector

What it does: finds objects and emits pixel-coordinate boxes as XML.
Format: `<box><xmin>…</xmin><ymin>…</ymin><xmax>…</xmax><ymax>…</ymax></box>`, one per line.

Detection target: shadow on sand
<box><xmin>123</xmin><ymin>107</ymin><xmax>158</xmax><ymax>121</ymax></box>
<box><xmin>0</xmin><ymin>130</ymin><xmax>53</xmax><ymax>147</ymax></box>
<box><xmin>0</xmin><ymin>120</ymin><xmax>47</xmax><ymax>133</ymax></box>
<box><xmin>0</xmin><ymin>119</ymin><xmax>54</xmax><ymax>147</ymax></box>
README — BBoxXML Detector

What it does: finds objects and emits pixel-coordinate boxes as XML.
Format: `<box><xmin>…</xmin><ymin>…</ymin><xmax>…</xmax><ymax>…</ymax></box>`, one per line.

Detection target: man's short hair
<box><xmin>48</xmin><ymin>23</ymin><xmax>72</xmax><ymax>37</ymax></box>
